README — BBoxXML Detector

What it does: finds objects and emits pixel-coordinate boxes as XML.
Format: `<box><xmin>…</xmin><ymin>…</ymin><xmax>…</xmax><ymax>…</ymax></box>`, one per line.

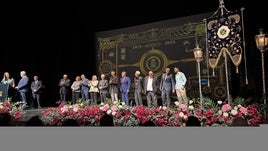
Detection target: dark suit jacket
<box><xmin>160</xmin><ymin>73</ymin><xmax>175</xmax><ymax>91</ymax></box>
<box><xmin>98</xmin><ymin>79</ymin><xmax>109</xmax><ymax>93</ymax></box>
<box><xmin>143</xmin><ymin>76</ymin><xmax>159</xmax><ymax>94</ymax></box>
<box><xmin>59</xmin><ymin>79</ymin><xmax>71</xmax><ymax>94</ymax></box>
<box><xmin>109</xmin><ymin>76</ymin><xmax>119</xmax><ymax>93</ymax></box>
<box><xmin>31</xmin><ymin>80</ymin><xmax>43</xmax><ymax>94</ymax></box>
<box><xmin>133</xmin><ymin>76</ymin><xmax>143</xmax><ymax>93</ymax></box>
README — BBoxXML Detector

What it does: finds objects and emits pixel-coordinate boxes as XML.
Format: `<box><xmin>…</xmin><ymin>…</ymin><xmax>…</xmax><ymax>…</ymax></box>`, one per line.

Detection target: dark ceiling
<box><xmin>1</xmin><ymin>0</ymin><xmax>267</xmax><ymax>104</ymax></box>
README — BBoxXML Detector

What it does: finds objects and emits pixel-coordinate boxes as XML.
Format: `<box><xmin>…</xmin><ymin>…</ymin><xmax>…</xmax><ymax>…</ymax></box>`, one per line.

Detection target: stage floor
<box><xmin>18</xmin><ymin>108</ymin><xmax>44</xmax><ymax>121</ymax></box>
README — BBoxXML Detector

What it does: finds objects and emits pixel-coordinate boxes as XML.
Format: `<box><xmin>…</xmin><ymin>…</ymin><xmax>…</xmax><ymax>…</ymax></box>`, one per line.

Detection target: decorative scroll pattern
<box><xmin>98</xmin><ymin>22</ymin><xmax>205</xmax><ymax>51</ymax></box>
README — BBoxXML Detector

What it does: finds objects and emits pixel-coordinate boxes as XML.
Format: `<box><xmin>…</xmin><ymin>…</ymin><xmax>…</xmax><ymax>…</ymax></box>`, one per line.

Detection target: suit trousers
<box><xmin>20</xmin><ymin>92</ymin><xmax>27</xmax><ymax>104</ymax></box>
<box><xmin>121</xmin><ymin>92</ymin><xmax>129</xmax><ymax>105</ymax></box>
<box><xmin>134</xmin><ymin>89</ymin><xmax>143</xmax><ymax>106</ymax></box>
<box><xmin>100</xmin><ymin>91</ymin><xmax>107</xmax><ymax>103</ymax></box>
<box><xmin>146</xmin><ymin>91</ymin><xmax>157</xmax><ymax>107</ymax></box>
<box><xmin>32</xmin><ymin>92</ymin><xmax>41</xmax><ymax>107</ymax></box>
<box><xmin>161</xmin><ymin>88</ymin><xmax>171</xmax><ymax>107</ymax></box>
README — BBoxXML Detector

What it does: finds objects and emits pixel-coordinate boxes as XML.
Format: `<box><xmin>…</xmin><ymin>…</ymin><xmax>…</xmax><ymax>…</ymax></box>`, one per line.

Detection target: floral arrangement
<box><xmin>186</xmin><ymin>98</ymin><xmax>263</xmax><ymax>126</ymax></box>
<box><xmin>0</xmin><ymin>101</ymin><xmax>25</xmax><ymax>120</ymax></box>
<box><xmin>41</xmin><ymin>103</ymin><xmax>103</xmax><ymax>126</ymax></box>
<box><xmin>40</xmin><ymin>98</ymin><xmax>264</xmax><ymax>127</ymax></box>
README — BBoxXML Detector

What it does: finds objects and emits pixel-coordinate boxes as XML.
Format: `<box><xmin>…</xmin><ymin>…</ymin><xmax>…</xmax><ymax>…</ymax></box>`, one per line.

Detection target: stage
<box><xmin>12</xmin><ymin>108</ymin><xmax>44</xmax><ymax>126</ymax></box>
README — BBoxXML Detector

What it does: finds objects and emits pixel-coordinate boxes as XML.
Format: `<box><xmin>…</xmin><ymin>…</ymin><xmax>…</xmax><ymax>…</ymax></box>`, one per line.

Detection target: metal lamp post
<box><xmin>194</xmin><ymin>44</ymin><xmax>203</xmax><ymax>112</ymax></box>
<box><xmin>255</xmin><ymin>28</ymin><xmax>268</xmax><ymax>119</ymax></box>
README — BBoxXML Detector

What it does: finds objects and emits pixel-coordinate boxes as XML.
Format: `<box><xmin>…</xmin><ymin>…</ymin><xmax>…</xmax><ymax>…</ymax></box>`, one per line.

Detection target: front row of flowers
<box><xmin>0</xmin><ymin>99</ymin><xmax>264</xmax><ymax>126</ymax></box>
<box><xmin>39</xmin><ymin>99</ymin><xmax>264</xmax><ymax>127</ymax></box>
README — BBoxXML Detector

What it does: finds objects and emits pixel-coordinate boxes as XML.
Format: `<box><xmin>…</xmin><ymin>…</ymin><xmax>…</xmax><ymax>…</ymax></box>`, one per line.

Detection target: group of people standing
<box><xmin>57</xmin><ymin>73</ymin><xmax>110</xmax><ymax>105</ymax></box>
<box><xmin>58</xmin><ymin>71</ymin><xmax>130</xmax><ymax>105</ymax></box>
<box><xmin>1</xmin><ymin>71</ymin><xmax>43</xmax><ymax>109</ymax></box>
<box><xmin>1</xmin><ymin>66</ymin><xmax>188</xmax><ymax>109</ymax></box>
<box><xmin>58</xmin><ymin>66</ymin><xmax>188</xmax><ymax>108</ymax></box>
<box><xmin>121</xmin><ymin>66</ymin><xmax>188</xmax><ymax>107</ymax></box>
<box><xmin>137</xmin><ymin>67</ymin><xmax>188</xmax><ymax>107</ymax></box>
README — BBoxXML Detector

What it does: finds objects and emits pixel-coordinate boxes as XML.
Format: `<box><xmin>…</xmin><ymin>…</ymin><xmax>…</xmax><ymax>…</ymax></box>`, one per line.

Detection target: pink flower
<box><xmin>72</xmin><ymin>104</ymin><xmax>80</xmax><ymax>112</ymax></box>
<box><xmin>239</xmin><ymin>106</ymin><xmax>247</xmax><ymax>115</ymax></box>
<box><xmin>221</xmin><ymin>104</ymin><xmax>232</xmax><ymax>112</ymax></box>
<box><xmin>42</xmin><ymin>108</ymin><xmax>53</xmax><ymax>116</ymax></box>
<box><xmin>179</xmin><ymin>104</ymin><xmax>187</xmax><ymax>112</ymax></box>
<box><xmin>111</xmin><ymin>105</ymin><xmax>118</xmax><ymax>112</ymax></box>
<box><xmin>101</xmin><ymin>104</ymin><xmax>110</xmax><ymax>111</ymax></box>
<box><xmin>60</xmin><ymin>105</ymin><xmax>69</xmax><ymax>113</ymax></box>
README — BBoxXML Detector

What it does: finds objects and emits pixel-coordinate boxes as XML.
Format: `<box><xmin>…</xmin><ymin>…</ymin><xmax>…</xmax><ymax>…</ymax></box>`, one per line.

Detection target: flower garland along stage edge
<box><xmin>1</xmin><ymin>98</ymin><xmax>265</xmax><ymax>126</ymax></box>
<box><xmin>40</xmin><ymin>97</ymin><xmax>264</xmax><ymax>126</ymax></box>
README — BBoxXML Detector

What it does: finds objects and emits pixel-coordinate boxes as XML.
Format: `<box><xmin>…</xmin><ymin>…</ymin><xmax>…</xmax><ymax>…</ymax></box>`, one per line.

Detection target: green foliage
<box><xmin>202</xmin><ymin>98</ymin><xmax>217</xmax><ymax>110</ymax></box>
<box><xmin>76</xmin><ymin>98</ymin><xmax>83</xmax><ymax>104</ymax></box>
<box><xmin>232</xmin><ymin>97</ymin><xmax>245</xmax><ymax>106</ymax></box>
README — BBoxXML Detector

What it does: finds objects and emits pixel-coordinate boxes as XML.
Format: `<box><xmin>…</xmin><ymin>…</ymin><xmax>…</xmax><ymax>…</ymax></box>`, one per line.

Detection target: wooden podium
<box><xmin>0</xmin><ymin>83</ymin><xmax>8</xmax><ymax>102</ymax></box>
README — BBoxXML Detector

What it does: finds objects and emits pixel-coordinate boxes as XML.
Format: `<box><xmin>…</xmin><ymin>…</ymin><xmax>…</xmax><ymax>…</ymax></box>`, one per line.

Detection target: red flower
<box><xmin>204</xmin><ymin>109</ymin><xmax>213</xmax><ymax>118</ymax></box>
<box><xmin>1</xmin><ymin>101</ymin><xmax>11</xmax><ymax>108</ymax></box>
<box><xmin>156</xmin><ymin>118</ymin><xmax>165</xmax><ymax>126</ymax></box>
<box><xmin>13</xmin><ymin>110</ymin><xmax>22</xmax><ymax>120</ymax></box>
<box><xmin>0</xmin><ymin>107</ymin><xmax>8</xmax><ymax>113</ymax></box>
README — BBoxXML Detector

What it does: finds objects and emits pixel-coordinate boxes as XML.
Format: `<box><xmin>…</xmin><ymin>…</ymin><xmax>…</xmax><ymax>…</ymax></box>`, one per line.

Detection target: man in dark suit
<box><xmin>159</xmin><ymin>67</ymin><xmax>175</xmax><ymax>107</ymax></box>
<box><xmin>31</xmin><ymin>75</ymin><xmax>43</xmax><ymax>108</ymax></box>
<box><xmin>143</xmin><ymin>71</ymin><xmax>159</xmax><ymax>108</ymax></box>
<box><xmin>58</xmin><ymin>74</ymin><xmax>71</xmax><ymax>104</ymax></box>
<box><xmin>15</xmin><ymin>71</ymin><xmax>29</xmax><ymax>109</ymax></box>
<box><xmin>133</xmin><ymin>71</ymin><xmax>143</xmax><ymax>106</ymax></box>
<box><xmin>109</xmin><ymin>71</ymin><xmax>119</xmax><ymax>102</ymax></box>
<box><xmin>98</xmin><ymin>74</ymin><xmax>109</xmax><ymax>104</ymax></box>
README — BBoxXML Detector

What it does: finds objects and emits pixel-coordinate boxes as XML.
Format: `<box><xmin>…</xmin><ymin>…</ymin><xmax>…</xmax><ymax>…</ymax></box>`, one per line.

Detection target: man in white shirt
<box><xmin>143</xmin><ymin>71</ymin><xmax>159</xmax><ymax>108</ymax></box>
<box><xmin>174</xmin><ymin>67</ymin><xmax>188</xmax><ymax>105</ymax></box>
